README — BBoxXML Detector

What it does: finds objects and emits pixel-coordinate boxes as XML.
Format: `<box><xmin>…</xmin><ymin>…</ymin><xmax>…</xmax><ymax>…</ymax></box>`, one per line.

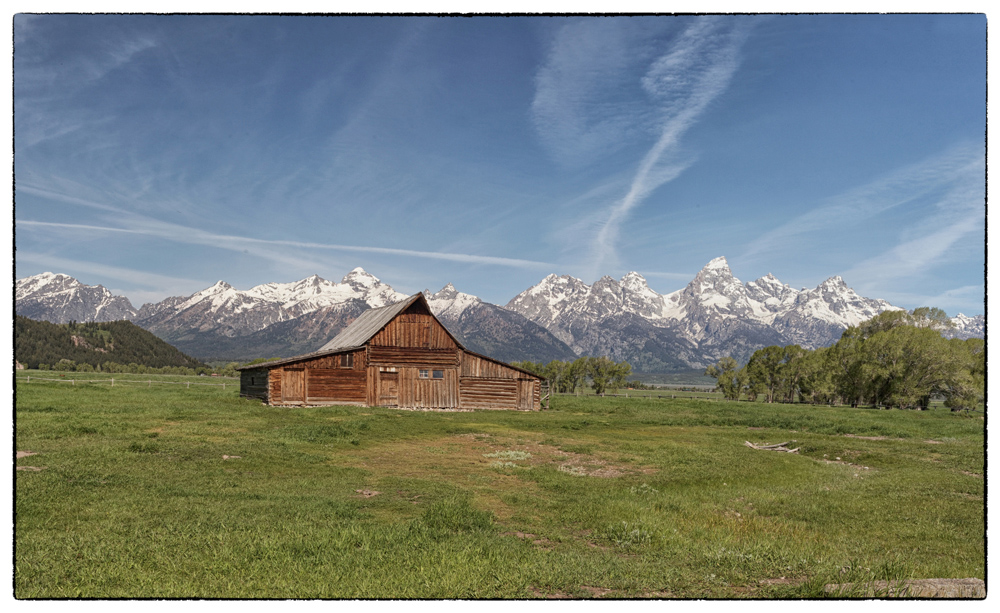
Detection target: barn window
<box><xmin>251</xmin><ymin>377</ymin><xmax>255</xmax><ymax>386</ymax></box>
<box><xmin>419</xmin><ymin>369</ymin><xmax>429</xmax><ymax>379</ymax></box>
<box><xmin>341</xmin><ymin>353</ymin><xmax>353</xmax><ymax>369</ymax></box>
<box><xmin>432</xmin><ymin>370</ymin><xmax>444</xmax><ymax>380</ymax></box>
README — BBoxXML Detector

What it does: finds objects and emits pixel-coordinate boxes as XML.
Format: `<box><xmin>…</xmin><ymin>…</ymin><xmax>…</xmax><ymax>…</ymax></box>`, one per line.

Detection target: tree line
<box><xmin>704</xmin><ymin>308</ymin><xmax>984</xmax><ymax>411</ymax></box>
<box><xmin>510</xmin><ymin>356</ymin><xmax>639</xmax><ymax>395</ymax></box>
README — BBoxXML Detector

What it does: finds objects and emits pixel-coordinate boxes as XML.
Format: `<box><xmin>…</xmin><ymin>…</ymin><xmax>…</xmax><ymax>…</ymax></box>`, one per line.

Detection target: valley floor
<box><xmin>15</xmin><ymin>379</ymin><xmax>985</xmax><ymax>599</ymax></box>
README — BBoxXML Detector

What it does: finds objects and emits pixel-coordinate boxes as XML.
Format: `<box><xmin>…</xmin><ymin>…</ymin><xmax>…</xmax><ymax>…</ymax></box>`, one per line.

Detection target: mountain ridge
<box><xmin>16</xmin><ymin>260</ymin><xmax>984</xmax><ymax>370</ymax></box>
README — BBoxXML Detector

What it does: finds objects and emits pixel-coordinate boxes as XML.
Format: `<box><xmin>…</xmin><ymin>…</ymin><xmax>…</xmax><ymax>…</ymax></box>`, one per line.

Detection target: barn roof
<box><xmin>234</xmin><ymin>345</ymin><xmax>362</xmax><ymax>371</ymax></box>
<box><xmin>317</xmin><ymin>293</ymin><xmax>465</xmax><ymax>352</ymax></box>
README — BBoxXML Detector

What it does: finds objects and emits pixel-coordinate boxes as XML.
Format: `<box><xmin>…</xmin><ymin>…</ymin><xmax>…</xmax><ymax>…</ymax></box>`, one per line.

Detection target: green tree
<box><xmin>797</xmin><ymin>347</ymin><xmax>835</xmax><ymax>404</ymax></box>
<box><xmin>586</xmin><ymin>356</ymin><xmax>615</xmax><ymax>396</ymax></box>
<box><xmin>941</xmin><ymin>338</ymin><xmax>984</xmax><ymax>411</ymax></box>
<box><xmin>705</xmin><ymin>357</ymin><xmax>742</xmax><ymax>401</ymax></box>
<box><xmin>607</xmin><ymin>360</ymin><xmax>632</xmax><ymax>394</ymax></box>
<box><xmin>744</xmin><ymin>346</ymin><xmax>786</xmax><ymax>403</ymax></box>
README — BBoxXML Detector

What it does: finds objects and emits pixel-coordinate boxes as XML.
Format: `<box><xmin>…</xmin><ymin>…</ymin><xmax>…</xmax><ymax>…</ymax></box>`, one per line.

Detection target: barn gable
<box><xmin>319</xmin><ymin>293</ymin><xmax>464</xmax><ymax>352</ymax></box>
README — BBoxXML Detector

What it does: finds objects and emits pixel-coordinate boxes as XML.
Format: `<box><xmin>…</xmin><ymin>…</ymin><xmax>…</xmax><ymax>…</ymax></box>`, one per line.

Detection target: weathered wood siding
<box><xmin>460</xmin><ymin>351</ymin><xmax>526</xmax><ymax>379</ymax></box>
<box><xmin>458</xmin><ymin>351</ymin><xmax>541</xmax><ymax>411</ymax></box>
<box><xmin>459</xmin><ymin>377</ymin><xmax>519</xmax><ymax>410</ymax></box>
<box><xmin>369</xmin><ymin>312</ymin><xmax>458</xmax><ymax>349</ymax></box>
<box><xmin>399</xmin><ymin>367</ymin><xmax>459</xmax><ymax>408</ymax></box>
<box><xmin>240</xmin><ymin>368</ymin><xmax>270</xmax><ymax>402</ymax></box>
<box><xmin>306</xmin><ymin>369</ymin><xmax>367</xmax><ymax>404</ymax></box>
<box><xmin>367</xmin><ymin>366</ymin><xmax>459</xmax><ymax>409</ymax></box>
<box><xmin>282</xmin><ymin>369</ymin><xmax>305</xmax><ymax>403</ymax></box>
<box><xmin>369</xmin><ymin>346</ymin><xmax>459</xmax><ymax>368</ymax></box>
<box><xmin>264</xmin><ymin>349</ymin><xmax>367</xmax><ymax>405</ymax></box>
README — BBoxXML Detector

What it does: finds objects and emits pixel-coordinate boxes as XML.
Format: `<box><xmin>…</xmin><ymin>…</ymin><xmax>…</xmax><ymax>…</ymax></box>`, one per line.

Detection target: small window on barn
<box><xmin>432</xmin><ymin>370</ymin><xmax>444</xmax><ymax>380</ymax></box>
<box><xmin>341</xmin><ymin>353</ymin><xmax>353</xmax><ymax>369</ymax></box>
<box><xmin>419</xmin><ymin>369</ymin><xmax>429</xmax><ymax>379</ymax></box>
<box><xmin>251</xmin><ymin>377</ymin><xmax>255</xmax><ymax>386</ymax></box>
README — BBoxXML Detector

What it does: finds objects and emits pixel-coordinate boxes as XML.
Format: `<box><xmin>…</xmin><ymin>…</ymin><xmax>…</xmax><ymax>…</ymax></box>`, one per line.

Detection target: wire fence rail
<box><xmin>16</xmin><ymin>375</ymin><xmax>238</xmax><ymax>389</ymax></box>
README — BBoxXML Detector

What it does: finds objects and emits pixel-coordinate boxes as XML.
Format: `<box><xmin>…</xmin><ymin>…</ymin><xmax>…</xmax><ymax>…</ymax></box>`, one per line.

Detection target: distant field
<box><xmin>15</xmin><ymin>380</ymin><xmax>984</xmax><ymax>598</ymax></box>
<box><xmin>631</xmin><ymin>370</ymin><xmax>718</xmax><ymax>387</ymax></box>
<box><xmin>16</xmin><ymin>370</ymin><xmax>238</xmax><ymax>386</ymax></box>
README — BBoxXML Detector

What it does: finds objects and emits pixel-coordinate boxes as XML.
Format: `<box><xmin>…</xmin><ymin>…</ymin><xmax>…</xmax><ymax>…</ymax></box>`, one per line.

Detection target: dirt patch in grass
<box><xmin>355</xmin><ymin>489</ymin><xmax>381</xmax><ymax>498</ymax></box>
<box><xmin>345</xmin><ymin>432</ymin><xmax>654</xmax><ymax>486</ymax></box>
<box><xmin>843</xmin><ymin>434</ymin><xmax>899</xmax><ymax>441</ymax></box>
<box><xmin>502</xmin><ymin>531</ymin><xmax>555</xmax><ymax>548</ymax></box>
<box><xmin>17</xmin><ymin>451</ymin><xmax>44</xmax><ymax>471</ymax></box>
<box><xmin>580</xmin><ymin>585</ymin><xmax>614</xmax><ymax>597</ymax></box>
<box><xmin>528</xmin><ymin>586</ymin><xmax>572</xmax><ymax>599</ymax></box>
<box><xmin>758</xmin><ymin>576</ymin><xmax>807</xmax><ymax>586</ymax></box>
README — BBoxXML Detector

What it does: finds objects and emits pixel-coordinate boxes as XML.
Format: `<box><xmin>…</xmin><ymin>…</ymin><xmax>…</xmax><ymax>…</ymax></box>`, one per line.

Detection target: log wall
<box><xmin>460</xmin><ymin>351</ymin><xmax>527</xmax><ymax>379</ymax></box>
<box><xmin>369</xmin><ymin>346</ymin><xmax>460</xmax><ymax>368</ymax></box>
<box><xmin>306</xmin><ymin>369</ymin><xmax>367</xmax><ymax>404</ymax></box>
<box><xmin>459</xmin><ymin>378</ymin><xmax>519</xmax><ymax>410</ymax></box>
<box><xmin>240</xmin><ymin>368</ymin><xmax>270</xmax><ymax>402</ymax></box>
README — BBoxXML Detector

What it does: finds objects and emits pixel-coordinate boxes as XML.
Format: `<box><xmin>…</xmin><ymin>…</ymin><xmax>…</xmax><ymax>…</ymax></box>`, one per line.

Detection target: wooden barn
<box><xmin>237</xmin><ymin>293</ymin><xmax>544</xmax><ymax>411</ymax></box>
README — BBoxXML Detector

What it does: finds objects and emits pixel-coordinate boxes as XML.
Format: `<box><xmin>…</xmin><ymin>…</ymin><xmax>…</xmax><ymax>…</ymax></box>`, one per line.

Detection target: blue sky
<box><xmin>13</xmin><ymin>14</ymin><xmax>986</xmax><ymax>315</ymax></box>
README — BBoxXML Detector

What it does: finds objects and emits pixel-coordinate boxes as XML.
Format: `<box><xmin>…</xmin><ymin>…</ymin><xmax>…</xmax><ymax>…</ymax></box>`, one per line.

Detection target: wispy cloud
<box><xmin>741</xmin><ymin>142</ymin><xmax>985</xmax><ymax>261</ymax></box>
<box><xmin>842</xmin><ymin>207</ymin><xmax>983</xmax><ymax>291</ymax></box>
<box><xmin>17</xmin><ymin>219</ymin><xmax>555</xmax><ymax>271</ymax></box>
<box><xmin>15</xmin><ymin>17</ymin><xmax>158</xmax><ymax>148</ymax></box>
<box><xmin>533</xmin><ymin>18</ymin><xmax>754</xmax><ymax>278</ymax></box>
<box><xmin>593</xmin><ymin>18</ymin><xmax>752</xmax><ymax>275</ymax></box>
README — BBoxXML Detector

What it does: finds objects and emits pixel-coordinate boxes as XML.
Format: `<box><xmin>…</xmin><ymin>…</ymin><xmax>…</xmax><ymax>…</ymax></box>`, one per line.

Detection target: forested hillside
<box><xmin>15</xmin><ymin>316</ymin><xmax>206</xmax><ymax>371</ymax></box>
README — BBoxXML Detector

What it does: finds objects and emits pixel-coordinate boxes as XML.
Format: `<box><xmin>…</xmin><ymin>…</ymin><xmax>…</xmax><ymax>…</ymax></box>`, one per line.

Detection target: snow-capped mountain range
<box><xmin>16</xmin><ymin>258</ymin><xmax>985</xmax><ymax>370</ymax></box>
<box><xmin>16</xmin><ymin>272</ymin><xmax>139</xmax><ymax>323</ymax></box>
<box><xmin>134</xmin><ymin>268</ymin><xmax>409</xmax><ymax>339</ymax></box>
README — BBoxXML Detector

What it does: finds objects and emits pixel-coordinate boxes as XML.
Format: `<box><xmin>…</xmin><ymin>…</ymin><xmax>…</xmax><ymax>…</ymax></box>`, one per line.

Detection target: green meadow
<box><xmin>15</xmin><ymin>375</ymin><xmax>984</xmax><ymax>598</ymax></box>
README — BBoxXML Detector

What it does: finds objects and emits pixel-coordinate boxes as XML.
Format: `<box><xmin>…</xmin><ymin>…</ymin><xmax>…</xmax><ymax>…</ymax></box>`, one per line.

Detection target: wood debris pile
<box><xmin>745</xmin><ymin>441</ymin><xmax>799</xmax><ymax>453</ymax></box>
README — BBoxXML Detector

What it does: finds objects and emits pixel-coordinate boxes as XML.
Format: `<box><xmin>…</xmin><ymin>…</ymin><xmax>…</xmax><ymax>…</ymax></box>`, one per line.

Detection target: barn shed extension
<box><xmin>237</xmin><ymin>293</ymin><xmax>543</xmax><ymax>411</ymax></box>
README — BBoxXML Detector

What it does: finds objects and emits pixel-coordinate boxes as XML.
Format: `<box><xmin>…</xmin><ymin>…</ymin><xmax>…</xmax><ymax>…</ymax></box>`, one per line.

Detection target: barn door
<box><xmin>282</xmin><ymin>369</ymin><xmax>305</xmax><ymax>403</ymax></box>
<box><xmin>379</xmin><ymin>371</ymin><xmax>399</xmax><ymax>407</ymax></box>
<box><xmin>517</xmin><ymin>379</ymin><xmax>534</xmax><ymax>410</ymax></box>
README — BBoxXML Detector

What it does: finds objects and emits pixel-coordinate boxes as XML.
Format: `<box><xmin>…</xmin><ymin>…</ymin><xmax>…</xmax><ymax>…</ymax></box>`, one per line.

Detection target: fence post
<box><xmin>72</xmin><ymin>379</ymin><xmax>75</xmax><ymax>386</ymax></box>
<box><xmin>148</xmin><ymin>380</ymin><xmax>151</xmax><ymax>388</ymax></box>
<box><xmin>111</xmin><ymin>378</ymin><xmax>114</xmax><ymax>387</ymax></box>
<box><xmin>223</xmin><ymin>383</ymin><xmax>226</xmax><ymax>390</ymax></box>
<box><xmin>187</xmin><ymin>382</ymin><xmax>190</xmax><ymax>389</ymax></box>
<box><xmin>26</xmin><ymin>376</ymin><xmax>29</xmax><ymax>383</ymax></box>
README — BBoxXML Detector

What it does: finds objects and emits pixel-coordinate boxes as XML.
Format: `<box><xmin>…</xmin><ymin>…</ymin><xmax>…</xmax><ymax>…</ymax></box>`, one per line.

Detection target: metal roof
<box><xmin>235</xmin><ymin>346</ymin><xmax>363</xmax><ymax>371</ymax></box>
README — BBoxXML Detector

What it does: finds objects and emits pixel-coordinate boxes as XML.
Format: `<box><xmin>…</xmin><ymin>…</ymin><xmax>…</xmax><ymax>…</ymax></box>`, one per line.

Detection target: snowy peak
<box><xmin>945</xmin><ymin>313</ymin><xmax>985</xmax><ymax>340</ymax></box>
<box><xmin>704</xmin><ymin>255</ymin><xmax>731</xmax><ymax>271</ymax></box>
<box><xmin>427</xmin><ymin>283</ymin><xmax>481</xmax><ymax>320</ymax></box>
<box><xmin>341</xmin><ymin>267</ymin><xmax>380</xmax><ymax>289</ymax></box>
<box><xmin>16</xmin><ymin>272</ymin><xmax>79</xmax><ymax>300</ymax></box>
<box><xmin>15</xmin><ymin>272</ymin><xmax>137</xmax><ymax>323</ymax></box>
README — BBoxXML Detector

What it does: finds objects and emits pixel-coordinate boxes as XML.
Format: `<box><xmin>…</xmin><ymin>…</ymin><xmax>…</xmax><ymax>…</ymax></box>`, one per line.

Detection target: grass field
<box><xmin>15</xmin><ymin>378</ymin><xmax>984</xmax><ymax>598</ymax></box>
